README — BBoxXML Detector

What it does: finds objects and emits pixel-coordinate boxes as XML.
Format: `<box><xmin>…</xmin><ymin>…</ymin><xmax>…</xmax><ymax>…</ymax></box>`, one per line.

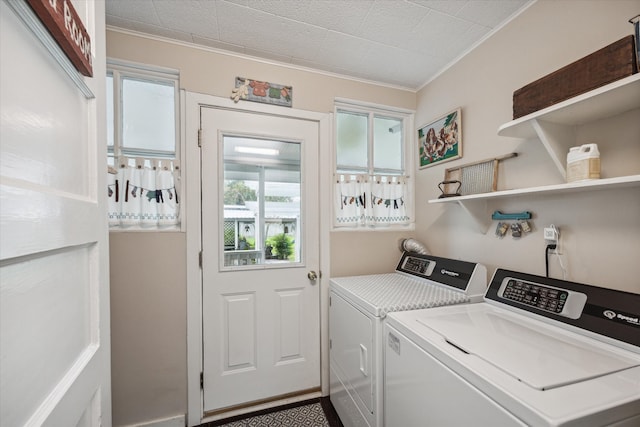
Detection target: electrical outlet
<box><xmin>544</xmin><ymin>226</ymin><xmax>561</xmax><ymax>254</ymax></box>
<box><xmin>543</xmin><ymin>227</ymin><xmax>557</xmax><ymax>241</ymax></box>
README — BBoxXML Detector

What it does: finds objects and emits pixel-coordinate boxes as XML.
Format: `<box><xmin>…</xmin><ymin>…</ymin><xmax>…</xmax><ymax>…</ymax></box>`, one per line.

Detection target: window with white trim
<box><xmin>106</xmin><ymin>60</ymin><xmax>181</xmax><ymax>230</ymax></box>
<box><xmin>333</xmin><ymin>100</ymin><xmax>414</xmax><ymax>229</ymax></box>
<box><xmin>107</xmin><ymin>60</ymin><xmax>179</xmax><ymax>161</ymax></box>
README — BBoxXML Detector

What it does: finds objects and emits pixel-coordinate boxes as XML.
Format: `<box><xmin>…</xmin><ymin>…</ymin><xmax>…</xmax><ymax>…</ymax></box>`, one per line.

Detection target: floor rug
<box><xmin>205</xmin><ymin>399</ymin><xmax>341</xmax><ymax>427</ymax></box>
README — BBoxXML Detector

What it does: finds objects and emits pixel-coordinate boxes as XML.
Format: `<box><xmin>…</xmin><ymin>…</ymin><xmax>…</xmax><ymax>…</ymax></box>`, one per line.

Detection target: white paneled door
<box><xmin>0</xmin><ymin>1</ymin><xmax>110</xmax><ymax>426</ymax></box>
<box><xmin>200</xmin><ymin>106</ymin><xmax>320</xmax><ymax>414</ymax></box>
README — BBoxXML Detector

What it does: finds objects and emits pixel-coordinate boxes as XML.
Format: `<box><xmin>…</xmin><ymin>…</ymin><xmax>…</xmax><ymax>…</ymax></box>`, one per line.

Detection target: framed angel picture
<box><xmin>418</xmin><ymin>108</ymin><xmax>462</xmax><ymax>168</ymax></box>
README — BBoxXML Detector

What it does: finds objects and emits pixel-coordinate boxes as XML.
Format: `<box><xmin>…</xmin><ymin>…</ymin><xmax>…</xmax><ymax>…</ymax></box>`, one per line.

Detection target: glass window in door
<box><xmin>222</xmin><ymin>136</ymin><xmax>301</xmax><ymax>268</ymax></box>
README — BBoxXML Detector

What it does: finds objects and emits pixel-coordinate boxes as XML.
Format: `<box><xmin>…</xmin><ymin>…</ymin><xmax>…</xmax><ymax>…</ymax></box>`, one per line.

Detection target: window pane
<box><xmin>223</xmin><ymin>177</ymin><xmax>258</xmax><ymax>252</ymax></box>
<box><xmin>373</xmin><ymin>116</ymin><xmax>402</xmax><ymax>172</ymax></box>
<box><xmin>222</xmin><ymin>136</ymin><xmax>301</xmax><ymax>267</ymax></box>
<box><xmin>106</xmin><ymin>74</ymin><xmax>114</xmax><ymax>149</ymax></box>
<box><xmin>265</xmin><ymin>163</ymin><xmax>300</xmax><ymax>263</ymax></box>
<box><xmin>336</xmin><ymin>111</ymin><xmax>367</xmax><ymax>170</ymax></box>
<box><xmin>122</xmin><ymin>77</ymin><xmax>175</xmax><ymax>153</ymax></box>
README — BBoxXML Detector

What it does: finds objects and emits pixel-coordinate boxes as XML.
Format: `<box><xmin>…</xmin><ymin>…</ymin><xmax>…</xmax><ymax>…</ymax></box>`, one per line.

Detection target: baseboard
<box><xmin>121</xmin><ymin>414</ymin><xmax>185</xmax><ymax>427</ymax></box>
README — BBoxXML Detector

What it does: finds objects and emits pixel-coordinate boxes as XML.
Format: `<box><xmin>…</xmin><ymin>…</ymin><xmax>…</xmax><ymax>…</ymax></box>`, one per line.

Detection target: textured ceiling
<box><xmin>106</xmin><ymin>0</ymin><xmax>532</xmax><ymax>90</ymax></box>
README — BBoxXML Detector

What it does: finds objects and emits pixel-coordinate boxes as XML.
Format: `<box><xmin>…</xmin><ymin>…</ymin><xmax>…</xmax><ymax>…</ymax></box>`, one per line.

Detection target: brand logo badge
<box><xmin>603</xmin><ymin>309</ymin><xmax>640</xmax><ymax>326</ymax></box>
<box><xmin>441</xmin><ymin>269</ymin><xmax>459</xmax><ymax>277</ymax></box>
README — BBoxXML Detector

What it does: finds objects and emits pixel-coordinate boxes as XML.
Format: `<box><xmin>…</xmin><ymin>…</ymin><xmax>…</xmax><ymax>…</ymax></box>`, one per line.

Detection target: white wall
<box><xmin>109</xmin><ymin>232</ymin><xmax>186</xmax><ymax>426</ymax></box>
<box><xmin>415</xmin><ymin>0</ymin><xmax>640</xmax><ymax>292</ymax></box>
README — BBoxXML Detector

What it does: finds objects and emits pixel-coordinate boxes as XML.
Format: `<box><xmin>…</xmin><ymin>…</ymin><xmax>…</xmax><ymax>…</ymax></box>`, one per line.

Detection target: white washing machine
<box><xmin>384</xmin><ymin>268</ymin><xmax>640</xmax><ymax>426</ymax></box>
<box><xmin>329</xmin><ymin>251</ymin><xmax>487</xmax><ymax>427</ymax></box>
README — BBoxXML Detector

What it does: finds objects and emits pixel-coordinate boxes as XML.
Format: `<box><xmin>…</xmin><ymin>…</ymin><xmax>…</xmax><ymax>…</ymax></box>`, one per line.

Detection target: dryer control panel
<box><xmin>395</xmin><ymin>251</ymin><xmax>487</xmax><ymax>298</ymax></box>
<box><xmin>400</xmin><ymin>256</ymin><xmax>436</xmax><ymax>277</ymax></box>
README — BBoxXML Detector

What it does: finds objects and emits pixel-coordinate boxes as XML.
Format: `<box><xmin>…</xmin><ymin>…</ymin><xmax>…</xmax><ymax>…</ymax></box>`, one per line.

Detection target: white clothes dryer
<box><xmin>384</xmin><ymin>269</ymin><xmax>640</xmax><ymax>427</ymax></box>
<box><xmin>329</xmin><ymin>252</ymin><xmax>487</xmax><ymax>427</ymax></box>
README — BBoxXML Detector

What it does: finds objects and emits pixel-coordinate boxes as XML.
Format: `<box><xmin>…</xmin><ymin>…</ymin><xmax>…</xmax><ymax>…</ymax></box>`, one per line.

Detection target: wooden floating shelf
<box><xmin>498</xmin><ymin>74</ymin><xmax>640</xmax><ymax>139</ymax></box>
<box><xmin>429</xmin><ymin>175</ymin><xmax>640</xmax><ymax>203</ymax></box>
<box><xmin>428</xmin><ymin>175</ymin><xmax>640</xmax><ymax>232</ymax></box>
<box><xmin>497</xmin><ymin>74</ymin><xmax>640</xmax><ymax>178</ymax></box>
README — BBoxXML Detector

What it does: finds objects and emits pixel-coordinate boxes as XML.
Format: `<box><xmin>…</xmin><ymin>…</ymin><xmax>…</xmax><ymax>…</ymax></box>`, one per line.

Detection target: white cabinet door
<box><xmin>0</xmin><ymin>1</ymin><xmax>110</xmax><ymax>426</ymax></box>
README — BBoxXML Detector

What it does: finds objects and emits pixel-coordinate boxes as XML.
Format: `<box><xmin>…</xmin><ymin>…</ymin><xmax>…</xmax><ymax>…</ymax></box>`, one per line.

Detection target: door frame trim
<box><xmin>185</xmin><ymin>92</ymin><xmax>331</xmax><ymax>426</ymax></box>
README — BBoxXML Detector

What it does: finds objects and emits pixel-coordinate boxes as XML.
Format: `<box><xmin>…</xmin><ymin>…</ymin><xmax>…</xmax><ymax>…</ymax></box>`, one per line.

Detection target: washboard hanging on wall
<box><xmin>439</xmin><ymin>153</ymin><xmax>517</xmax><ymax>198</ymax></box>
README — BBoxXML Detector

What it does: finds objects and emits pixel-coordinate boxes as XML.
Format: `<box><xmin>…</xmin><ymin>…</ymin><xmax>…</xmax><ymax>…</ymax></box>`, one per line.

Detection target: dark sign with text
<box><xmin>27</xmin><ymin>0</ymin><xmax>93</xmax><ymax>76</ymax></box>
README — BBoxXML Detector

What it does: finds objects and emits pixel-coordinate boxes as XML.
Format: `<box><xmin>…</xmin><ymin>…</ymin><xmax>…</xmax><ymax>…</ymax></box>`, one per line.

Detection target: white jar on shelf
<box><xmin>567</xmin><ymin>144</ymin><xmax>600</xmax><ymax>182</ymax></box>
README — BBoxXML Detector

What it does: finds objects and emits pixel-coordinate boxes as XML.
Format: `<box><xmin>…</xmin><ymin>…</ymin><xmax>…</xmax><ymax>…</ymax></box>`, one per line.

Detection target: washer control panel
<box><xmin>487</xmin><ymin>269</ymin><xmax>640</xmax><ymax>348</ymax></box>
<box><xmin>498</xmin><ymin>278</ymin><xmax>587</xmax><ymax>319</ymax></box>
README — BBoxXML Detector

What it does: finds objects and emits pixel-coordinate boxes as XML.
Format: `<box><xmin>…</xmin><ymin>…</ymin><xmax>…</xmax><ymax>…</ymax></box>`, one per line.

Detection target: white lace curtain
<box><xmin>107</xmin><ymin>157</ymin><xmax>180</xmax><ymax>228</ymax></box>
<box><xmin>334</xmin><ymin>174</ymin><xmax>410</xmax><ymax>228</ymax></box>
